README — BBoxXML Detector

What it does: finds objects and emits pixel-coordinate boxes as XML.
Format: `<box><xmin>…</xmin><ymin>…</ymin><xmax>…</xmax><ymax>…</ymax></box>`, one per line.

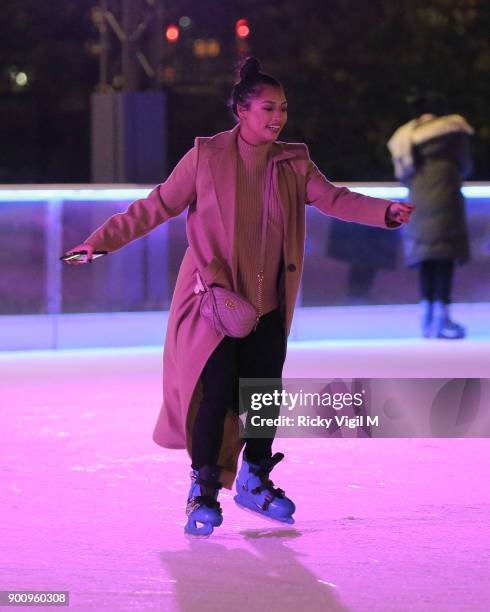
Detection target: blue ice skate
<box><xmin>420</xmin><ymin>299</ymin><xmax>434</xmax><ymax>338</ymax></box>
<box><xmin>433</xmin><ymin>301</ymin><xmax>466</xmax><ymax>339</ymax></box>
<box><xmin>184</xmin><ymin>465</ymin><xmax>223</xmax><ymax>537</ymax></box>
<box><xmin>234</xmin><ymin>452</ymin><xmax>296</xmax><ymax>524</ymax></box>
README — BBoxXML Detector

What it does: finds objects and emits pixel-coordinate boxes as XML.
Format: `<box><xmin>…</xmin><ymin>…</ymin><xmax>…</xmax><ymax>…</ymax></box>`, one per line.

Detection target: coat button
<box><xmin>287</xmin><ymin>264</ymin><xmax>296</xmax><ymax>272</ymax></box>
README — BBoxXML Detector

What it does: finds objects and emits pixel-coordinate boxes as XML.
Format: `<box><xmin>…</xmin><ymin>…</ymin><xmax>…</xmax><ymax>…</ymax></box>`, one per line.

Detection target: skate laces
<box><xmin>249</xmin><ymin>452</ymin><xmax>286</xmax><ymax>499</ymax></box>
<box><xmin>187</xmin><ymin>467</ymin><xmax>223</xmax><ymax>515</ymax></box>
<box><xmin>186</xmin><ymin>495</ymin><xmax>222</xmax><ymax>516</ymax></box>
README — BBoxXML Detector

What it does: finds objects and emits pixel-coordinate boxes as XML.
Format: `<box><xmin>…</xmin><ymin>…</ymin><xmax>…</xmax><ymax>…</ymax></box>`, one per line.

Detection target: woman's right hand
<box><xmin>63</xmin><ymin>243</ymin><xmax>95</xmax><ymax>265</ymax></box>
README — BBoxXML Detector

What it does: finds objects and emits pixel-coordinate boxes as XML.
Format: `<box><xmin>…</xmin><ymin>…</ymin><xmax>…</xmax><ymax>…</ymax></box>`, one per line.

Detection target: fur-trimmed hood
<box><xmin>387</xmin><ymin>114</ymin><xmax>474</xmax><ymax>182</ymax></box>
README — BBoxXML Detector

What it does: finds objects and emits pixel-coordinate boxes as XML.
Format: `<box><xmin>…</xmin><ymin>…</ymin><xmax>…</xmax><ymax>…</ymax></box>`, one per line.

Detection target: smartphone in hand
<box><xmin>60</xmin><ymin>250</ymin><xmax>108</xmax><ymax>262</ymax></box>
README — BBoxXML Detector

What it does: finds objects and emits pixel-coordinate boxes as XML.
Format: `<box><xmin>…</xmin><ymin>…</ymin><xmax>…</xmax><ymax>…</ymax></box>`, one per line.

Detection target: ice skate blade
<box><xmin>184</xmin><ymin>531</ymin><xmax>212</xmax><ymax>539</ymax></box>
<box><xmin>234</xmin><ymin>498</ymin><xmax>295</xmax><ymax>525</ymax></box>
<box><xmin>184</xmin><ymin>520</ymin><xmax>216</xmax><ymax>538</ymax></box>
<box><xmin>436</xmin><ymin>335</ymin><xmax>466</xmax><ymax>340</ymax></box>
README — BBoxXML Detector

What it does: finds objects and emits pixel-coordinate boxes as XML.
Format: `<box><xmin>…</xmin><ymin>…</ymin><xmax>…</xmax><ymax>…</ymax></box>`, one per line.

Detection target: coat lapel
<box><xmin>208</xmin><ymin>125</ymin><xmax>239</xmax><ymax>285</ymax></box>
<box><xmin>269</xmin><ymin>143</ymin><xmax>297</xmax><ymax>282</ymax></box>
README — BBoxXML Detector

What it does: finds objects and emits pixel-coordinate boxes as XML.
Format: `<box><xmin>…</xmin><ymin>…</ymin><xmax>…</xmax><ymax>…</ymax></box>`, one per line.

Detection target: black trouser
<box><xmin>191</xmin><ymin>308</ymin><xmax>286</xmax><ymax>469</ymax></box>
<box><xmin>419</xmin><ymin>259</ymin><xmax>454</xmax><ymax>304</ymax></box>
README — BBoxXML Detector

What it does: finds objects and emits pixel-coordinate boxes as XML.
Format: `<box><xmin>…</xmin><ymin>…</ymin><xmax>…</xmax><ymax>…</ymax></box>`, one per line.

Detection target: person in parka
<box><xmin>387</xmin><ymin>93</ymin><xmax>474</xmax><ymax>339</ymax></box>
<box><xmin>65</xmin><ymin>57</ymin><xmax>414</xmax><ymax>536</ymax></box>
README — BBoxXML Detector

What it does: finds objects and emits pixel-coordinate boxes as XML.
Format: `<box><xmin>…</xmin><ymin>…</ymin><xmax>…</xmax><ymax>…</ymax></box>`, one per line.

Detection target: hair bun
<box><xmin>239</xmin><ymin>57</ymin><xmax>261</xmax><ymax>81</ymax></box>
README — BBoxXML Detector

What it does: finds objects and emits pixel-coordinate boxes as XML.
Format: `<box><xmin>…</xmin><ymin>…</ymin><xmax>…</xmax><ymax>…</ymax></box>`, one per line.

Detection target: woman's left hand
<box><xmin>387</xmin><ymin>201</ymin><xmax>416</xmax><ymax>225</ymax></box>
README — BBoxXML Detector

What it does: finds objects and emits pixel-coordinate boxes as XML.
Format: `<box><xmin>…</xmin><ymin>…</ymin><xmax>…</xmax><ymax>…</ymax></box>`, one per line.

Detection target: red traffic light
<box><xmin>165</xmin><ymin>24</ymin><xmax>180</xmax><ymax>43</ymax></box>
<box><xmin>235</xmin><ymin>18</ymin><xmax>250</xmax><ymax>39</ymax></box>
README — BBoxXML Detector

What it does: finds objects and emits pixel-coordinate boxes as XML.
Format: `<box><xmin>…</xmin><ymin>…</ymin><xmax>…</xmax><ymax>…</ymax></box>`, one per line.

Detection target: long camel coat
<box><xmin>85</xmin><ymin>122</ymin><xmax>399</xmax><ymax>488</ymax></box>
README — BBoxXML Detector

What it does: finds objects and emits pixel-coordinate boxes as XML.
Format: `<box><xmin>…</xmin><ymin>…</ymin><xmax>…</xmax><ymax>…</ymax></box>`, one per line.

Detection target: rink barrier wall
<box><xmin>1</xmin><ymin>182</ymin><xmax>489</xmax><ymax>351</ymax></box>
<box><xmin>1</xmin><ymin>303</ymin><xmax>489</xmax><ymax>351</ymax></box>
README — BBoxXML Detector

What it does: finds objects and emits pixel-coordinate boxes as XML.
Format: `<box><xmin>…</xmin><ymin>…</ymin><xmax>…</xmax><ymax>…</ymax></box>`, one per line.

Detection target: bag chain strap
<box><xmin>253</xmin><ymin>156</ymin><xmax>273</xmax><ymax>332</ymax></box>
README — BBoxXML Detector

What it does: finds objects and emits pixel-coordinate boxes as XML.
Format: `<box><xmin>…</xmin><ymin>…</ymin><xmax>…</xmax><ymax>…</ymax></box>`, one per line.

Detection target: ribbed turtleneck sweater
<box><xmin>235</xmin><ymin>132</ymin><xmax>284</xmax><ymax>316</ymax></box>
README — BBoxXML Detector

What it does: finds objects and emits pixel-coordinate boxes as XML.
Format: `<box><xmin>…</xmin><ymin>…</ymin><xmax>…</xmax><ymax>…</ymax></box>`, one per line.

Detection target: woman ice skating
<box><xmin>64</xmin><ymin>57</ymin><xmax>414</xmax><ymax>537</ymax></box>
<box><xmin>387</xmin><ymin>93</ymin><xmax>474</xmax><ymax>339</ymax></box>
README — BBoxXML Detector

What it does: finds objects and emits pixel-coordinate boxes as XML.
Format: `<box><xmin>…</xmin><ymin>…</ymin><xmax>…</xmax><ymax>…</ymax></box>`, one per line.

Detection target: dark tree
<box><xmin>0</xmin><ymin>0</ymin><xmax>488</xmax><ymax>182</ymax></box>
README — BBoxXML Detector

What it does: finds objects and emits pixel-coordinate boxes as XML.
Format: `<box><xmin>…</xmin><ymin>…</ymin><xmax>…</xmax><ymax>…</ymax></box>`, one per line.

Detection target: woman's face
<box><xmin>237</xmin><ymin>85</ymin><xmax>288</xmax><ymax>145</ymax></box>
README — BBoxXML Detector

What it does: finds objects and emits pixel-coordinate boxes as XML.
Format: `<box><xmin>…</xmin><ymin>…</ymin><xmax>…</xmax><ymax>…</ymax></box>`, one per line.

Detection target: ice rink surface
<box><xmin>1</xmin><ymin>339</ymin><xmax>489</xmax><ymax>611</ymax></box>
